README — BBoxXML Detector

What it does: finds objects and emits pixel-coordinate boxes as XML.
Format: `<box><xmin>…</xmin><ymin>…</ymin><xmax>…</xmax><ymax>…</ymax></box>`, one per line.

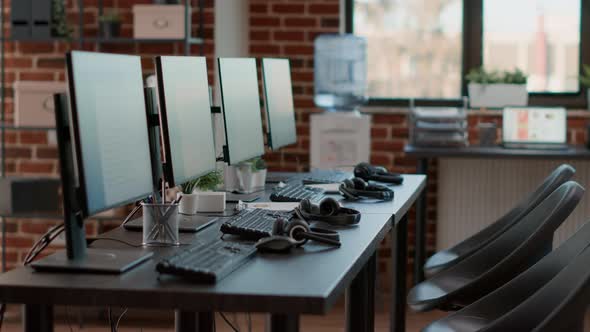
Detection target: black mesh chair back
<box><xmin>422</xmin><ymin>219</ymin><xmax>590</xmax><ymax>332</ymax></box>
<box><xmin>408</xmin><ymin>181</ymin><xmax>584</xmax><ymax>312</ymax></box>
<box><xmin>424</xmin><ymin>164</ymin><xmax>575</xmax><ymax>277</ymax></box>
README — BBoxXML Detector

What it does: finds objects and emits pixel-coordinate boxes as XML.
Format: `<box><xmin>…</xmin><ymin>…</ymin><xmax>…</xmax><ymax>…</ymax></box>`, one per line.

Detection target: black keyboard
<box><xmin>301</xmin><ymin>170</ymin><xmax>351</xmax><ymax>184</ymax></box>
<box><xmin>270</xmin><ymin>184</ymin><xmax>325</xmax><ymax>202</ymax></box>
<box><xmin>156</xmin><ymin>238</ymin><xmax>257</xmax><ymax>283</ymax></box>
<box><xmin>220</xmin><ymin>208</ymin><xmax>294</xmax><ymax>240</ymax></box>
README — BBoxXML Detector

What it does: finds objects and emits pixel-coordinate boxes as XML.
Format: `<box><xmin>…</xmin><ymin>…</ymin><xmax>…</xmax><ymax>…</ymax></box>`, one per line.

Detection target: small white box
<box><xmin>133</xmin><ymin>5</ymin><xmax>186</xmax><ymax>39</ymax></box>
<box><xmin>14</xmin><ymin>81</ymin><xmax>67</xmax><ymax>127</ymax></box>
<box><xmin>196</xmin><ymin>192</ymin><xmax>226</xmax><ymax>213</ymax></box>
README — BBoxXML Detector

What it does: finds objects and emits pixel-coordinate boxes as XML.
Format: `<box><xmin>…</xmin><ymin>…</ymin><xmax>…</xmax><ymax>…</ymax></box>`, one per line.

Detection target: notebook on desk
<box><xmin>502</xmin><ymin>107</ymin><xmax>568</xmax><ymax>150</ymax></box>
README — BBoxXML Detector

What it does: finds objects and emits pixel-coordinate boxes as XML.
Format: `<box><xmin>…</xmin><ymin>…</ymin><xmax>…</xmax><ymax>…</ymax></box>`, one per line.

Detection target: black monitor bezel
<box><xmin>217</xmin><ymin>57</ymin><xmax>265</xmax><ymax>165</ymax></box>
<box><xmin>261</xmin><ymin>58</ymin><xmax>298</xmax><ymax>151</ymax></box>
<box><xmin>66</xmin><ymin>51</ymin><xmax>155</xmax><ymax>218</ymax></box>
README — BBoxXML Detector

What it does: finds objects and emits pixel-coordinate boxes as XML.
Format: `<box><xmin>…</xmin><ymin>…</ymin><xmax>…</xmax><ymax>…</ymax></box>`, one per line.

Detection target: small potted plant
<box><xmin>236</xmin><ymin>157</ymin><xmax>267</xmax><ymax>193</ymax></box>
<box><xmin>98</xmin><ymin>11</ymin><xmax>122</xmax><ymax>39</ymax></box>
<box><xmin>178</xmin><ymin>171</ymin><xmax>224</xmax><ymax>215</ymax></box>
<box><xmin>579</xmin><ymin>64</ymin><xmax>590</xmax><ymax>110</ymax></box>
<box><xmin>466</xmin><ymin>67</ymin><xmax>528</xmax><ymax>108</ymax></box>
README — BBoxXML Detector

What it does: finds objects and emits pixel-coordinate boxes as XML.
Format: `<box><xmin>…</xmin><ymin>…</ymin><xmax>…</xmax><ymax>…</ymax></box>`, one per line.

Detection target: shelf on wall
<box><xmin>7</xmin><ymin>36</ymin><xmax>204</xmax><ymax>44</ymax></box>
<box><xmin>0</xmin><ymin>125</ymin><xmax>55</xmax><ymax>131</ymax></box>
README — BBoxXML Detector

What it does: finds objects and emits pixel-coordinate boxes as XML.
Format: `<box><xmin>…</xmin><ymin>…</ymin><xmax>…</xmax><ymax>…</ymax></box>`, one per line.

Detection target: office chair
<box><xmin>421</xmin><ymin>219</ymin><xmax>590</xmax><ymax>332</ymax></box>
<box><xmin>424</xmin><ymin>164</ymin><xmax>575</xmax><ymax>277</ymax></box>
<box><xmin>407</xmin><ymin>181</ymin><xmax>584</xmax><ymax>312</ymax></box>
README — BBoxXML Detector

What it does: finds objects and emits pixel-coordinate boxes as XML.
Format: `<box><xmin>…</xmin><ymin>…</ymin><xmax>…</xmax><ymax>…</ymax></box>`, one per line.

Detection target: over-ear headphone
<box><xmin>295</xmin><ymin>198</ymin><xmax>361</xmax><ymax>226</ymax></box>
<box><xmin>354</xmin><ymin>162</ymin><xmax>404</xmax><ymax>185</ymax></box>
<box><xmin>255</xmin><ymin>218</ymin><xmax>341</xmax><ymax>253</ymax></box>
<box><xmin>339</xmin><ymin>178</ymin><xmax>394</xmax><ymax>201</ymax></box>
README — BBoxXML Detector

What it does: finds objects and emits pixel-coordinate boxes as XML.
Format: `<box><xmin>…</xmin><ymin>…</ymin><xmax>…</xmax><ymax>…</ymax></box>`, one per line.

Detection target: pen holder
<box><xmin>142</xmin><ymin>202</ymin><xmax>180</xmax><ymax>246</ymax></box>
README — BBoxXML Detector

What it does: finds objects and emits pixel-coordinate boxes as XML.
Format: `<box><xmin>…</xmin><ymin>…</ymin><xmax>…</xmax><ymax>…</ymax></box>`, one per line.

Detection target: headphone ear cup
<box><xmin>285</xmin><ymin>219</ymin><xmax>310</xmax><ymax>246</ymax></box>
<box><xmin>319</xmin><ymin>197</ymin><xmax>341</xmax><ymax>216</ymax></box>
<box><xmin>352</xmin><ymin>177</ymin><xmax>368</xmax><ymax>190</ymax></box>
<box><xmin>354</xmin><ymin>162</ymin><xmax>374</xmax><ymax>180</ymax></box>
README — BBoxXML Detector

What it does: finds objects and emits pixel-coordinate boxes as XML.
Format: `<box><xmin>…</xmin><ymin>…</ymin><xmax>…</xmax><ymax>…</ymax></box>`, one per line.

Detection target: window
<box><xmin>483</xmin><ymin>0</ymin><xmax>581</xmax><ymax>93</ymax></box>
<box><xmin>347</xmin><ymin>0</ymin><xmax>588</xmax><ymax>107</ymax></box>
<box><xmin>353</xmin><ymin>0</ymin><xmax>463</xmax><ymax>99</ymax></box>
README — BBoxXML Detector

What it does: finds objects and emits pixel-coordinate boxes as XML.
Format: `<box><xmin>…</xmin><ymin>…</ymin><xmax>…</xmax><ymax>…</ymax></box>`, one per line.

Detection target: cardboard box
<box><xmin>14</xmin><ymin>81</ymin><xmax>67</xmax><ymax>127</ymax></box>
<box><xmin>133</xmin><ymin>5</ymin><xmax>186</xmax><ymax>39</ymax></box>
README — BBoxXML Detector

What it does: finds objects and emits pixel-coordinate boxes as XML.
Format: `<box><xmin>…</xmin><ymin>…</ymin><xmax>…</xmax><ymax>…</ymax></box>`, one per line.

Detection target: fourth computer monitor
<box><xmin>262</xmin><ymin>58</ymin><xmax>297</xmax><ymax>150</ymax></box>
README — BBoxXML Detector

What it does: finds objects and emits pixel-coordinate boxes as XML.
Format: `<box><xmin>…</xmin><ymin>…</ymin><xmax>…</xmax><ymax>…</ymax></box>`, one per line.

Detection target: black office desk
<box><xmin>0</xmin><ymin>174</ymin><xmax>425</xmax><ymax>332</ymax></box>
<box><xmin>404</xmin><ymin>144</ymin><xmax>590</xmax><ymax>283</ymax></box>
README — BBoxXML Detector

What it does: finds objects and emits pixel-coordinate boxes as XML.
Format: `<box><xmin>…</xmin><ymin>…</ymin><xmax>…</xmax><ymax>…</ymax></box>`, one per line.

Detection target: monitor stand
<box><xmin>30</xmin><ymin>249</ymin><xmax>153</xmax><ymax>274</ymax></box>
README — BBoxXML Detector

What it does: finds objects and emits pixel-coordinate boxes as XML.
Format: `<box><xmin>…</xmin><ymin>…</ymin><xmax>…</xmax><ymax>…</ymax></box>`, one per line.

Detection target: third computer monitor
<box><xmin>261</xmin><ymin>58</ymin><xmax>297</xmax><ymax>150</ymax></box>
<box><xmin>155</xmin><ymin>56</ymin><xmax>217</xmax><ymax>187</ymax></box>
<box><xmin>67</xmin><ymin>51</ymin><xmax>154</xmax><ymax>217</ymax></box>
<box><xmin>218</xmin><ymin>58</ymin><xmax>265</xmax><ymax>165</ymax></box>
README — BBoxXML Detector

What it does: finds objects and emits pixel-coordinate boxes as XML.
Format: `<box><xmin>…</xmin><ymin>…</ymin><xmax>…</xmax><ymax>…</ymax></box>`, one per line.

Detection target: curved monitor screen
<box><xmin>157</xmin><ymin>56</ymin><xmax>216</xmax><ymax>187</ymax></box>
<box><xmin>218</xmin><ymin>58</ymin><xmax>265</xmax><ymax>165</ymax></box>
<box><xmin>68</xmin><ymin>51</ymin><xmax>154</xmax><ymax>216</ymax></box>
<box><xmin>262</xmin><ymin>58</ymin><xmax>297</xmax><ymax>150</ymax></box>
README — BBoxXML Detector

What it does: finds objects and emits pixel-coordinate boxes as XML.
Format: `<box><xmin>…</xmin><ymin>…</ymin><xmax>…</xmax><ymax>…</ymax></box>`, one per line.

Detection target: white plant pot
<box><xmin>236</xmin><ymin>164</ymin><xmax>267</xmax><ymax>194</ymax></box>
<box><xmin>468</xmin><ymin>83</ymin><xmax>528</xmax><ymax>108</ymax></box>
<box><xmin>177</xmin><ymin>192</ymin><xmax>198</xmax><ymax>215</ymax></box>
<box><xmin>223</xmin><ymin>164</ymin><xmax>240</xmax><ymax>192</ymax></box>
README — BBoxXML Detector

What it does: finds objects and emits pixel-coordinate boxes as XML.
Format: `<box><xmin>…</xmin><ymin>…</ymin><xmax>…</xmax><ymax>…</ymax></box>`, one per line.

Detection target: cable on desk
<box><xmin>87</xmin><ymin>237</ymin><xmax>142</xmax><ymax>248</ymax></box>
<box><xmin>23</xmin><ymin>223</ymin><xmax>65</xmax><ymax>266</ymax></box>
<box><xmin>219</xmin><ymin>312</ymin><xmax>239</xmax><ymax>332</ymax></box>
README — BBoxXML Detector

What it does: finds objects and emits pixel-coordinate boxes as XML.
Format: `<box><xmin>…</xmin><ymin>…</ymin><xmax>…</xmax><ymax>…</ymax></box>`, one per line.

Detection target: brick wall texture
<box><xmin>1</xmin><ymin>0</ymin><xmax>590</xmax><ymax>290</ymax></box>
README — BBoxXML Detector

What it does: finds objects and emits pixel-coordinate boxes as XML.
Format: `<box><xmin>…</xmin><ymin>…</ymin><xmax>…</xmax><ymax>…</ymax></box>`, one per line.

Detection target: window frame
<box><xmin>346</xmin><ymin>0</ymin><xmax>590</xmax><ymax>109</ymax></box>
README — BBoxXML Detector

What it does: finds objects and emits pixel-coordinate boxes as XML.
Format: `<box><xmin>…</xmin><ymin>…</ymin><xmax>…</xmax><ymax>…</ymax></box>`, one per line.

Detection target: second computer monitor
<box><xmin>156</xmin><ymin>56</ymin><xmax>217</xmax><ymax>187</ymax></box>
<box><xmin>218</xmin><ymin>58</ymin><xmax>265</xmax><ymax>165</ymax></box>
<box><xmin>262</xmin><ymin>58</ymin><xmax>297</xmax><ymax>150</ymax></box>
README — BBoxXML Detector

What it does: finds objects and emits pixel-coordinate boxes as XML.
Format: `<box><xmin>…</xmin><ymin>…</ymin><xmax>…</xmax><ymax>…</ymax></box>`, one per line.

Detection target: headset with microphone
<box><xmin>339</xmin><ymin>178</ymin><xmax>394</xmax><ymax>201</ymax></box>
<box><xmin>295</xmin><ymin>197</ymin><xmax>361</xmax><ymax>226</ymax></box>
<box><xmin>354</xmin><ymin>162</ymin><xmax>404</xmax><ymax>185</ymax></box>
<box><xmin>255</xmin><ymin>217</ymin><xmax>341</xmax><ymax>253</ymax></box>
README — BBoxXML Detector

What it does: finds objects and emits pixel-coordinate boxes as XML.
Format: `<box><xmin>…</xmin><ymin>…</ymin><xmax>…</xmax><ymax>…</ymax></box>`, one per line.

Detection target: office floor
<box><xmin>1</xmin><ymin>305</ymin><xmax>447</xmax><ymax>331</ymax></box>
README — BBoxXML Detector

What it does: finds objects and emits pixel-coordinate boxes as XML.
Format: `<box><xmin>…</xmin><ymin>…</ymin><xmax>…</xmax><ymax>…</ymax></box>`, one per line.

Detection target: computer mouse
<box><xmin>255</xmin><ymin>236</ymin><xmax>297</xmax><ymax>253</ymax></box>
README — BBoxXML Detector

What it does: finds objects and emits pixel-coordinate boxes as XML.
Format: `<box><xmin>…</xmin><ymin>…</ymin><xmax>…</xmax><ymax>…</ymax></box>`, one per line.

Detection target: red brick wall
<box><xmin>1</xmin><ymin>0</ymin><xmax>214</xmax><ymax>270</ymax></box>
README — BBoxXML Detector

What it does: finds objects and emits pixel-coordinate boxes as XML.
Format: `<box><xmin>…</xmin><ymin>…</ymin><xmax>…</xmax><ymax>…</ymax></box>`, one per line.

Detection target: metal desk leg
<box><xmin>391</xmin><ymin>215</ymin><xmax>408</xmax><ymax>332</ymax></box>
<box><xmin>269</xmin><ymin>313</ymin><xmax>299</xmax><ymax>332</ymax></box>
<box><xmin>346</xmin><ymin>252</ymin><xmax>377</xmax><ymax>332</ymax></box>
<box><xmin>175</xmin><ymin>311</ymin><xmax>214</xmax><ymax>332</ymax></box>
<box><xmin>414</xmin><ymin>158</ymin><xmax>428</xmax><ymax>284</ymax></box>
<box><xmin>23</xmin><ymin>304</ymin><xmax>53</xmax><ymax>332</ymax></box>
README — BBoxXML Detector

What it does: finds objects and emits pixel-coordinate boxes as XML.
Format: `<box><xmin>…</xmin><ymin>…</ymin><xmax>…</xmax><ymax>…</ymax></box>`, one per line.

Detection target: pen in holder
<box><xmin>142</xmin><ymin>202</ymin><xmax>180</xmax><ymax>246</ymax></box>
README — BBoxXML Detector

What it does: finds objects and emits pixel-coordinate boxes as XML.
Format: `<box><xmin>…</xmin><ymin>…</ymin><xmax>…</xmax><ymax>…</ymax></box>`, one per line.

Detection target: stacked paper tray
<box><xmin>410</xmin><ymin>107</ymin><xmax>468</xmax><ymax>147</ymax></box>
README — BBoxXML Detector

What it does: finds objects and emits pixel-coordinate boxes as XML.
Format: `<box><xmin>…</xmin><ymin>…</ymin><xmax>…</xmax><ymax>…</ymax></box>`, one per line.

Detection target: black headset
<box><xmin>339</xmin><ymin>178</ymin><xmax>394</xmax><ymax>201</ymax></box>
<box><xmin>354</xmin><ymin>162</ymin><xmax>404</xmax><ymax>185</ymax></box>
<box><xmin>255</xmin><ymin>218</ymin><xmax>341</xmax><ymax>253</ymax></box>
<box><xmin>295</xmin><ymin>198</ymin><xmax>361</xmax><ymax>226</ymax></box>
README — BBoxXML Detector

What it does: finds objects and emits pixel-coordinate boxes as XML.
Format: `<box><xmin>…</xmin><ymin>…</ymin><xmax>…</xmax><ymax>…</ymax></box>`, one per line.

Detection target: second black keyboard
<box><xmin>269</xmin><ymin>184</ymin><xmax>325</xmax><ymax>202</ymax></box>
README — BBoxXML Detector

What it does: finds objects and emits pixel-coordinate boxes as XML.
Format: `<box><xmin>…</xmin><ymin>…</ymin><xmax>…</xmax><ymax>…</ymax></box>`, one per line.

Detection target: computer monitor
<box><xmin>218</xmin><ymin>58</ymin><xmax>265</xmax><ymax>165</ymax></box>
<box><xmin>503</xmin><ymin>107</ymin><xmax>567</xmax><ymax>146</ymax></box>
<box><xmin>155</xmin><ymin>56</ymin><xmax>217</xmax><ymax>187</ymax></box>
<box><xmin>30</xmin><ymin>51</ymin><xmax>154</xmax><ymax>273</ymax></box>
<box><xmin>261</xmin><ymin>58</ymin><xmax>297</xmax><ymax>150</ymax></box>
